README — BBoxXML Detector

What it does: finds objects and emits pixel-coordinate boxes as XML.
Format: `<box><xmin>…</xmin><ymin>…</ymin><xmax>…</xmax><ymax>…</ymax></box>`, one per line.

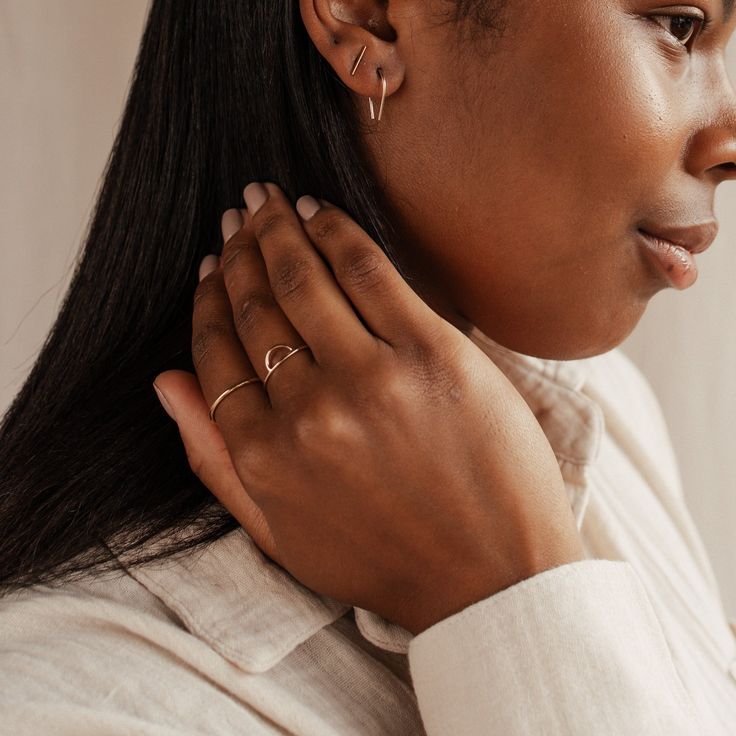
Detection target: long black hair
<box><xmin>0</xmin><ymin>0</ymin><xmax>506</xmax><ymax>594</ymax></box>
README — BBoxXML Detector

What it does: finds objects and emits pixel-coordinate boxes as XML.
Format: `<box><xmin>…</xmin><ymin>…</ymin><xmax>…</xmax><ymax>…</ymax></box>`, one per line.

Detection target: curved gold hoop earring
<box><xmin>369</xmin><ymin>69</ymin><xmax>387</xmax><ymax>122</ymax></box>
<box><xmin>350</xmin><ymin>45</ymin><xmax>387</xmax><ymax>123</ymax></box>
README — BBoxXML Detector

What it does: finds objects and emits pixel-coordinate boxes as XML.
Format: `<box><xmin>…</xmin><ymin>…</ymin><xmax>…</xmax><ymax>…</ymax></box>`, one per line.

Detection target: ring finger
<box><xmin>221</xmin><ymin>209</ymin><xmax>315</xmax><ymax>403</ymax></box>
<box><xmin>192</xmin><ymin>262</ymin><xmax>270</xmax><ymax>426</ymax></box>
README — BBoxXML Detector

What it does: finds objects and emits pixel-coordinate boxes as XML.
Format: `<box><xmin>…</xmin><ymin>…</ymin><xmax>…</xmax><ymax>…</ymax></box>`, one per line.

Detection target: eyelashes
<box><xmin>650</xmin><ymin>11</ymin><xmax>712</xmax><ymax>51</ymax></box>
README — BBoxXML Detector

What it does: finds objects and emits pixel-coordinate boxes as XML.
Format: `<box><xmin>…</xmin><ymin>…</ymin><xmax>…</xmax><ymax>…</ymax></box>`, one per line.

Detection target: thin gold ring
<box><xmin>208</xmin><ymin>377</ymin><xmax>261</xmax><ymax>422</ymax></box>
<box><xmin>263</xmin><ymin>344</ymin><xmax>310</xmax><ymax>390</ymax></box>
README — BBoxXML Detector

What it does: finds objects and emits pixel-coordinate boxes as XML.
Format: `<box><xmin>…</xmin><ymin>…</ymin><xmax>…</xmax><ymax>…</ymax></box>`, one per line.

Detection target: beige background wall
<box><xmin>2</xmin><ymin>1</ymin><xmax>735</xmax><ymax>617</ymax></box>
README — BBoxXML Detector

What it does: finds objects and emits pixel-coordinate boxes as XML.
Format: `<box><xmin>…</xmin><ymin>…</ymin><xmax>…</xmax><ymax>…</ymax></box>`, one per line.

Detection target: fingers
<box><xmin>219</xmin><ymin>208</ymin><xmax>317</xmax><ymax>402</ymax></box>
<box><xmin>152</xmin><ymin>370</ymin><xmax>281</xmax><ymax>565</ymax></box>
<box><xmin>293</xmin><ymin>194</ymin><xmax>441</xmax><ymax>348</ymax></box>
<box><xmin>237</xmin><ymin>182</ymin><xmax>378</xmax><ymax>366</ymax></box>
<box><xmin>192</xmin><ymin>219</ymin><xmax>274</xmax><ymax>444</ymax></box>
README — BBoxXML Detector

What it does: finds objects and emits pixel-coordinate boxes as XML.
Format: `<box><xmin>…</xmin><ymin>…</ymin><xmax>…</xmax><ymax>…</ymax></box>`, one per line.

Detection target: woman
<box><xmin>1</xmin><ymin>0</ymin><xmax>735</xmax><ymax>733</ymax></box>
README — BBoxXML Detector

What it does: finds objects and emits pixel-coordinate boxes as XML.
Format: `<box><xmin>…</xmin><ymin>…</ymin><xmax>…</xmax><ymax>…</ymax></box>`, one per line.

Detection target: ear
<box><xmin>298</xmin><ymin>0</ymin><xmax>407</xmax><ymax>109</ymax></box>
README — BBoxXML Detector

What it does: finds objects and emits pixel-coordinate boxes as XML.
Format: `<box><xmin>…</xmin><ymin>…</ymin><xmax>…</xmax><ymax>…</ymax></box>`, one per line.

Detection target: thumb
<box><xmin>152</xmin><ymin>370</ymin><xmax>281</xmax><ymax>565</ymax></box>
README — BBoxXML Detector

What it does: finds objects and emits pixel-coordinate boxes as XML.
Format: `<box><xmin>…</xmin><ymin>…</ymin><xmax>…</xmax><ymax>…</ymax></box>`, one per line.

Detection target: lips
<box><xmin>637</xmin><ymin>220</ymin><xmax>718</xmax><ymax>255</ymax></box>
<box><xmin>636</xmin><ymin>230</ymin><xmax>699</xmax><ymax>290</ymax></box>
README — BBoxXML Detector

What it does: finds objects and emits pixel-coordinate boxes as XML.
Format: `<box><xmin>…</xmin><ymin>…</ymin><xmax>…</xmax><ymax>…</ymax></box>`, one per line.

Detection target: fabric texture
<box><xmin>1</xmin><ymin>325</ymin><xmax>735</xmax><ymax>735</ymax></box>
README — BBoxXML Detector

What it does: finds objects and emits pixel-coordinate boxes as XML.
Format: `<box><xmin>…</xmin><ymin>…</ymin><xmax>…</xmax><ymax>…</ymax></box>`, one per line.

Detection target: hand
<box><xmin>153</xmin><ymin>181</ymin><xmax>585</xmax><ymax>636</ymax></box>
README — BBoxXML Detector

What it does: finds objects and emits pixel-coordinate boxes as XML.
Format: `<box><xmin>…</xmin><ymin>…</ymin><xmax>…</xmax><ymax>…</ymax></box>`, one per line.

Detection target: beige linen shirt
<box><xmin>1</xmin><ymin>325</ymin><xmax>735</xmax><ymax>735</ymax></box>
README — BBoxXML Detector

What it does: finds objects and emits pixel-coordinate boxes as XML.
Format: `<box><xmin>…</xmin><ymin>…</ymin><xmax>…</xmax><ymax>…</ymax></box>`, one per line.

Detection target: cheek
<box><xmin>457</xmin><ymin>7</ymin><xmax>683</xmax><ymax>243</ymax></box>
<box><xmin>427</xmin><ymin>41</ymin><xmax>676</xmax><ymax>352</ymax></box>
<box><xmin>517</xmin><ymin>17</ymin><xmax>681</xmax><ymax>231</ymax></box>
<box><xmin>383</xmin><ymin>4</ymin><xmax>684</xmax><ymax>356</ymax></box>
<box><xmin>462</xmin><ymin>24</ymin><xmax>678</xmax><ymax>253</ymax></box>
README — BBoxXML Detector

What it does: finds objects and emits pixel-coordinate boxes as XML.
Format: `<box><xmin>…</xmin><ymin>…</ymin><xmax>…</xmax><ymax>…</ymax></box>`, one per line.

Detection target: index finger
<box><xmin>294</xmin><ymin>196</ymin><xmax>441</xmax><ymax>347</ymax></box>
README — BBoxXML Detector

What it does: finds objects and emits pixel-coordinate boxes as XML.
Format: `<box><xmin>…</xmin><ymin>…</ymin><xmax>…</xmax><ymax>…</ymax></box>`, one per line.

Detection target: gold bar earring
<box><xmin>350</xmin><ymin>45</ymin><xmax>367</xmax><ymax>76</ymax></box>
<box><xmin>350</xmin><ymin>45</ymin><xmax>387</xmax><ymax>123</ymax></box>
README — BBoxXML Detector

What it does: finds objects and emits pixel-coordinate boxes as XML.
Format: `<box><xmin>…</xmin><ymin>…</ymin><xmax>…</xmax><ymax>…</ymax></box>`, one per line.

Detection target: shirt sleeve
<box><xmin>407</xmin><ymin>559</ymin><xmax>702</xmax><ymax>735</ymax></box>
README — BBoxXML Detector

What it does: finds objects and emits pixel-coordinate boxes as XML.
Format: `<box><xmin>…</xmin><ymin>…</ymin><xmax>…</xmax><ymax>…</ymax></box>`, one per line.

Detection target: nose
<box><xmin>685</xmin><ymin>75</ymin><xmax>736</xmax><ymax>185</ymax></box>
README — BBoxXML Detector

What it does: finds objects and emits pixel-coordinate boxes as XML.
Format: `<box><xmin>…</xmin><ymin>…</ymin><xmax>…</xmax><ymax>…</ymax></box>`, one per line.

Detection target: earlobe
<box><xmin>299</xmin><ymin>0</ymin><xmax>406</xmax><ymax>123</ymax></box>
<box><xmin>351</xmin><ymin>46</ymin><xmax>388</xmax><ymax>122</ymax></box>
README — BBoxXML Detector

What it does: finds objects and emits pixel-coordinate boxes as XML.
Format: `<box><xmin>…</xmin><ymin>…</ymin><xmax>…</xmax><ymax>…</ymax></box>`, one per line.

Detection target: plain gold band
<box><xmin>208</xmin><ymin>344</ymin><xmax>311</xmax><ymax>422</ymax></box>
<box><xmin>208</xmin><ymin>377</ymin><xmax>262</xmax><ymax>422</ymax></box>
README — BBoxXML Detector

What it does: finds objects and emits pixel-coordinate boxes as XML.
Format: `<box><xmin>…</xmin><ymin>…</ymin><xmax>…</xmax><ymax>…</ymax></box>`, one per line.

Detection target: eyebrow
<box><xmin>724</xmin><ymin>0</ymin><xmax>735</xmax><ymax>22</ymax></box>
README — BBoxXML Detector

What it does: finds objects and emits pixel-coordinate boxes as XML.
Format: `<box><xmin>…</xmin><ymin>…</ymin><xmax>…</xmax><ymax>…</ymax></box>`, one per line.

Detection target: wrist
<box><xmin>401</xmin><ymin>547</ymin><xmax>586</xmax><ymax>636</ymax></box>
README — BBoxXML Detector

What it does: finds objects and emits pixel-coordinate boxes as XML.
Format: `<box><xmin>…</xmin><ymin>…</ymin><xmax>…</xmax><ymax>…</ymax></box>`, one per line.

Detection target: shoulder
<box><xmin>0</xmin><ymin>547</ymin><xmax>422</xmax><ymax>735</ymax></box>
<box><xmin>0</xmin><ymin>571</ymin><xmax>177</xmax><ymax>689</ymax></box>
<box><xmin>0</xmin><ymin>571</ymin><xmax>255</xmax><ymax>735</ymax></box>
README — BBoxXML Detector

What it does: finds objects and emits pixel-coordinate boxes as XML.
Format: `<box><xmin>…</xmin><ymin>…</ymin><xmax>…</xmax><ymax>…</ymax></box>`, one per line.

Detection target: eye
<box><xmin>651</xmin><ymin>11</ymin><xmax>709</xmax><ymax>50</ymax></box>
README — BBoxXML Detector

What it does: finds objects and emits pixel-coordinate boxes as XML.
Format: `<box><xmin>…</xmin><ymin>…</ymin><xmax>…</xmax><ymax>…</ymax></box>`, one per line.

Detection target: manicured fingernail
<box><xmin>153</xmin><ymin>382</ymin><xmax>176</xmax><ymax>421</ymax></box>
<box><xmin>296</xmin><ymin>195</ymin><xmax>321</xmax><ymax>221</ymax></box>
<box><xmin>243</xmin><ymin>182</ymin><xmax>268</xmax><ymax>214</ymax></box>
<box><xmin>199</xmin><ymin>254</ymin><xmax>219</xmax><ymax>281</ymax></box>
<box><xmin>221</xmin><ymin>208</ymin><xmax>243</xmax><ymax>242</ymax></box>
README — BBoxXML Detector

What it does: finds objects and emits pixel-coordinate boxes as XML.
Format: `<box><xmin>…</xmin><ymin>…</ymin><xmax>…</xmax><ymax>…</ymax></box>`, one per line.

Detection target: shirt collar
<box><xmin>122</xmin><ymin>526</ymin><xmax>352</xmax><ymax>673</ymax></box>
<box><xmin>124</xmin><ymin>325</ymin><xmax>604</xmax><ymax>670</ymax></box>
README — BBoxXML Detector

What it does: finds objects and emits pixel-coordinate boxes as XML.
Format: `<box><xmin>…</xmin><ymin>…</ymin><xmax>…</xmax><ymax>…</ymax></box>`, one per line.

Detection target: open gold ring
<box><xmin>263</xmin><ymin>344</ymin><xmax>310</xmax><ymax>390</ymax></box>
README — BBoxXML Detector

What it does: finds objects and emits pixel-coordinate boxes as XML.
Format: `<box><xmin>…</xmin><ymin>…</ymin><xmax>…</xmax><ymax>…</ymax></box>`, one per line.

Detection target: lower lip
<box><xmin>637</xmin><ymin>230</ymin><xmax>698</xmax><ymax>290</ymax></box>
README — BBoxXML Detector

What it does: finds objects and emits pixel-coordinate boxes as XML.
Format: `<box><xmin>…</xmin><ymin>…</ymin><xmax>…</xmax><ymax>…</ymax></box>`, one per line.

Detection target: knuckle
<box><xmin>191</xmin><ymin>318</ymin><xmax>231</xmax><ymax>370</ymax></box>
<box><xmin>234</xmin><ymin>439</ymin><xmax>275</xmax><ymax>493</ymax></box>
<box><xmin>233</xmin><ymin>290</ymin><xmax>277</xmax><ymax>336</ymax></box>
<box><xmin>310</xmin><ymin>213</ymin><xmax>343</xmax><ymax>243</ymax></box>
<box><xmin>340</xmin><ymin>332</ymin><xmax>458</xmax><ymax>408</ymax></box>
<box><xmin>193</xmin><ymin>274</ymin><xmax>220</xmax><ymax>308</ymax></box>
<box><xmin>271</xmin><ymin>255</ymin><xmax>314</xmax><ymax>301</ymax></box>
<box><xmin>403</xmin><ymin>337</ymin><xmax>440</xmax><ymax>369</ymax></box>
<box><xmin>221</xmin><ymin>239</ymin><xmax>253</xmax><ymax>269</ymax></box>
<box><xmin>253</xmin><ymin>210</ymin><xmax>285</xmax><ymax>241</ymax></box>
<box><xmin>339</xmin><ymin>249</ymin><xmax>385</xmax><ymax>291</ymax></box>
<box><xmin>292</xmin><ymin>397</ymin><xmax>362</xmax><ymax>453</ymax></box>
<box><xmin>396</xmin><ymin>336</ymin><xmax>464</xmax><ymax>403</ymax></box>
<box><xmin>184</xmin><ymin>443</ymin><xmax>207</xmax><ymax>480</ymax></box>
<box><xmin>378</xmin><ymin>367</ymin><xmax>414</xmax><ymax>408</ymax></box>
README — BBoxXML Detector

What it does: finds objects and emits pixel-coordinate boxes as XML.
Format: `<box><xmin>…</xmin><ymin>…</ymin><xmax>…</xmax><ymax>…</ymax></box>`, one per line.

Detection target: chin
<box><xmin>475</xmin><ymin>300</ymin><xmax>649</xmax><ymax>361</ymax></box>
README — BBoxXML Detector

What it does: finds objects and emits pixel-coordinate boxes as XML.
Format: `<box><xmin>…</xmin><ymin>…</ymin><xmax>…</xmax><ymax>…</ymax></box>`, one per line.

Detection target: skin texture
<box><xmin>170</xmin><ymin>191</ymin><xmax>586</xmax><ymax>636</ymax></box>
<box><xmin>153</xmin><ymin>1</ymin><xmax>736</xmax><ymax>633</ymax></box>
<box><xmin>301</xmin><ymin>0</ymin><xmax>736</xmax><ymax>358</ymax></box>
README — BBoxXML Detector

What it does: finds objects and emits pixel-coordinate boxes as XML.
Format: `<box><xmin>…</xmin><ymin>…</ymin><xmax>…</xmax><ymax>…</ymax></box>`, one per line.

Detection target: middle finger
<box><xmin>239</xmin><ymin>181</ymin><xmax>377</xmax><ymax>367</ymax></box>
<box><xmin>220</xmin><ymin>209</ymin><xmax>315</xmax><ymax>403</ymax></box>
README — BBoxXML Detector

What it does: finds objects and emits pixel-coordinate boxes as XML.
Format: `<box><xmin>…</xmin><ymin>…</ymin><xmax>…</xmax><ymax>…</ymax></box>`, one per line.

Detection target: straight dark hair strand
<box><xmin>0</xmin><ymin>0</ymin><xmax>505</xmax><ymax>595</ymax></box>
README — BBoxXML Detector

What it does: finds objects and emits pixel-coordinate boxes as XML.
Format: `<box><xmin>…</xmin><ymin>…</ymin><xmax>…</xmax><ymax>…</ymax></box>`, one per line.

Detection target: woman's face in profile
<box><xmin>305</xmin><ymin>0</ymin><xmax>736</xmax><ymax>359</ymax></box>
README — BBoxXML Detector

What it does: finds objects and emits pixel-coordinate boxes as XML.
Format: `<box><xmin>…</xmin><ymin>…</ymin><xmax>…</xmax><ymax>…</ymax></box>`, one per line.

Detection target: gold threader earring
<box><xmin>350</xmin><ymin>44</ymin><xmax>387</xmax><ymax>123</ymax></box>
